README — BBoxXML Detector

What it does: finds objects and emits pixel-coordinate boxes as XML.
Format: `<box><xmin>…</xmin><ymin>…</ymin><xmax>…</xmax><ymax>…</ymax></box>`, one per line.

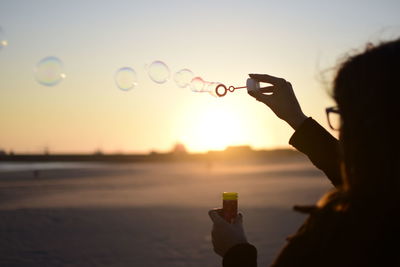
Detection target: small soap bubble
<box><xmin>148</xmin><ymin>60</ymin><xmax>170</xmax><ymax>84</ymax></box>
<box><xmin>190</xmin><ymin>77</ymin><xmax>205</xmax><ymax>92</ymax></box>
<box><xmin>207</xmin><ymin>82</ymin><xmax>221</xmax><ymax>97</ymax></box>
<box><xmin>0</xmin><ymin>27</ymin><xmax>8</xmax><ymax>49</ymax></box>
<box><xmin>205</xmin><ymin>82</ymin><xmax>217</xmax><ymax>92</ymax></box>
<box><xmin>206</xmin><ymin>82</ymin><xmax>217</xmax><ymax>93</ymax></box>
<box><xmin>34</xmin><ymin>56</ymin><xmax>66</xmax><ymax>86</ymax></box>
<box><xmin>115</xmin><ymin>67</ymin><xmax>138</xmax><ymax>91</ymax></box>
<box><xmin>174</xmin><ymin>68</ymin><xmax>194</xmax><ymax>88</ymax></box>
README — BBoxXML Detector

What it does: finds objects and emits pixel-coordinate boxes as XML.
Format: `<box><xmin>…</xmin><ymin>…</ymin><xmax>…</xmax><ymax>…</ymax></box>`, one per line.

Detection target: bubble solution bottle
<box><xmin>222</xmin><ymin>192</ymin><xmax>238</xmax><ymax>223</ymax></box>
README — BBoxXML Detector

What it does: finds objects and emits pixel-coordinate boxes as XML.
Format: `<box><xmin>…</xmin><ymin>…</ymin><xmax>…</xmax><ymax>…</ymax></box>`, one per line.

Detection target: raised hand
<box><xmin>248</xmin><ymin>73</ymin><xmax>308</xmax><ymax>130</ymax></box>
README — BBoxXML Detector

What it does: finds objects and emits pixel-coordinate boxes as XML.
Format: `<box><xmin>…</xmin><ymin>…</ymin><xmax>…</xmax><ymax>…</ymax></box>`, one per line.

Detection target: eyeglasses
<box><xmin>325</xmin><ymin>106</ymin><xmax>341</xmax><ymax>131</ymax></box>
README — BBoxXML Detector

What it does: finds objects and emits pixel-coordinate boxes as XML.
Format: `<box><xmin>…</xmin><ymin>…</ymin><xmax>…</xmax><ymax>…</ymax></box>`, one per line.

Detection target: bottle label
<box><xmin>223</xmin><ymin>199</ymin><xmax>238</xmax><ymax>223</ymax></box>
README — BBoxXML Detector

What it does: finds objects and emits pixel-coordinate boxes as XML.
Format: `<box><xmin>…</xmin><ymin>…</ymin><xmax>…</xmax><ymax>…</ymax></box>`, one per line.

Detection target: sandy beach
<box><xmin>0</xmin><ymin>156</ymin><xmax>332</xmax><ymax>266</ymax></box>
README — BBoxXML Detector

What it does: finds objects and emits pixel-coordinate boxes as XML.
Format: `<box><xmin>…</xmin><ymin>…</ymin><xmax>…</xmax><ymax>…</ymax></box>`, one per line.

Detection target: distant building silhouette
<box><xmin>224</xmin><ymin>145</ymin><xmax>253</xmax><ymax>154</ymax></box>
<box><xmin>94</xmin><ymin>149</ymin><xmax>103</xmax><ymax>155</ymax></box>
<box><xmin>172</xmin><ymin>143</ymin><xmax>187</xmax><ymax>155</ymax></box>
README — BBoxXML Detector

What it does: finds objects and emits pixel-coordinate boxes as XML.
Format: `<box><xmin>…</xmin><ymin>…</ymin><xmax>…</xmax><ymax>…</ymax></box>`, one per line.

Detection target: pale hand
<box><xmin>208</xmin><ymin>209</ymin><xmax>248</xmax><ymax>257</ymax></box>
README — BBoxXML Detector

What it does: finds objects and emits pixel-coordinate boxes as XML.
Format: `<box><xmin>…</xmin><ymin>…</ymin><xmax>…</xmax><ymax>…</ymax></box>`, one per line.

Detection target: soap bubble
<box><xmin>206</xmin><ymin>82</ymin><xmax>217</xmax><ymax>92</ymax></box>
<box><xmin>115</xmin><ymin>67</ymin><xmax>138</xmax><ymax>91</ymax></box>
<box><xmin>207</xmin><ymin>82</ymin><xmax>221</xmax><ymax>97</ymax></box>
<box><xmin>204</xmin><ymin>82</ymin><xmax>217</xmax><ymax>92</ymax></box>
<box><xmin>148</xmin><ymin>60</ymin><xmax>170</xmax><ymax>84</ymax></box>
<box><xmin>0</xmin><ymin>27</ymin><xmax>8</xmax><ymax>49</ymax></box>
<box><xmin>190</xmin><ymin>77</ymin><xmax>205</xmax><ymax>92</ymax></box>
<box><xmin>34</xmin><ymin>56</ymin><xmax>66</xmax><ymax>86</ymax></box>
<box><xmin>174</xmin><ymin>68</ymin><xmax>194</xmax><ymax>88</ymax></box>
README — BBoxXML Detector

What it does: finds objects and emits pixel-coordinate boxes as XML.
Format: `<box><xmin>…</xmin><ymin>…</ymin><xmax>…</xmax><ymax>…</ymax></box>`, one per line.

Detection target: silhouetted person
<box><xmin>209</xmin><ymin>38</ymin><xmax>400</xmax><ymax>266</ymax></box>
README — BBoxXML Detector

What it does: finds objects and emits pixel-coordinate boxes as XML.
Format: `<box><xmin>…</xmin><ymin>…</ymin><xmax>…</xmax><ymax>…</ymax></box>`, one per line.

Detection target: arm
<box><xmin>223</xmin><ymin>243</ymin><xmax>257</xmax><ymax>267</ymax></box>
<box><xmin>289</xmin><ymin>117</ymin><xmax>342</xmax><ymax>187</ymax></box>
<box><xmin>248</xmin><ymin>74</ymin><xmax>342</xmax><ymax>187</ymax></box>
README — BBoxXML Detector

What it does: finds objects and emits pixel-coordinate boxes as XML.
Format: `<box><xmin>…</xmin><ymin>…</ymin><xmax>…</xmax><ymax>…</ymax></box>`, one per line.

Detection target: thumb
<box><xmin>208</xmin><ymin>209</ymin><xmax>226</xmax><ymax>224</ymax></box>
<box><xmin>259</xmin><ymin>86</ymin><xmax>274</xmax><ymax>94</ymax></box>
<box><xmin>248</xmin><ymin>90</ymin><xmax>273</xmax><ymax>106</ymax></box>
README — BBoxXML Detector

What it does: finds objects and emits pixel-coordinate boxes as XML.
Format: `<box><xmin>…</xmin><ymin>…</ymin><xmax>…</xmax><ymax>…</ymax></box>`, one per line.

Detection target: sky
<box><xmin>0</xmin><ymin>0</ymin><xmax>399</xmax><ymax>154</ymax></box>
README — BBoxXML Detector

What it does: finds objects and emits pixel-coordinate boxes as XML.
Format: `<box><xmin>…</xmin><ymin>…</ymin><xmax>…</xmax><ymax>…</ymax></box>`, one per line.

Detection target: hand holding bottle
<box><xmin>208</xmin><ymin>209</ymin><xmax>248</xmax><ymax>257</ymax></box>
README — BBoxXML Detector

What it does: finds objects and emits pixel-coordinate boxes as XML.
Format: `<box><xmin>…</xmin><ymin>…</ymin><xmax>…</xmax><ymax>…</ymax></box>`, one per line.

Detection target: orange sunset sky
<box><xmin>0</xmin><ymin>0</ymin><xmax>399</xmax><ymax>153</ymax></box>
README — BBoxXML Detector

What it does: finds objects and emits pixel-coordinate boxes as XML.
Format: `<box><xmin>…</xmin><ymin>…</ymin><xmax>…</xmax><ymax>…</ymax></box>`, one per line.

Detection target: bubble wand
<box><xmin>215</xmin><ymin>78</ymin><xmax>260</xmax><ymax>97</ymax></box>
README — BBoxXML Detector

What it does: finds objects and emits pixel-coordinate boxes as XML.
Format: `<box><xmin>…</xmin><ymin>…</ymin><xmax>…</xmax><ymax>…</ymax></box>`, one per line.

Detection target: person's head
<box><xmin>333</xmin><ymin>39</ymin><xmax>400</xmax><ymax>199</ymax></box>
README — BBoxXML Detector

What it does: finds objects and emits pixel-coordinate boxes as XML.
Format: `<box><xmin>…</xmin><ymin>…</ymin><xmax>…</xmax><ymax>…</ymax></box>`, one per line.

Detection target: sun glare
<box><xmin>180</xmin><ymin>106</ymin><xmax>249</xmax><ymax>152</ymax></box>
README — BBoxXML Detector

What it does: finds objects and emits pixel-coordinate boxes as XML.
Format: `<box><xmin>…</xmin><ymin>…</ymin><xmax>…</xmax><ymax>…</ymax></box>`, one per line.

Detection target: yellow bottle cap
<box><xmin>222</xmin><ymin>192</ymin><xmax>238</xmax><ymax>200</ymax></box>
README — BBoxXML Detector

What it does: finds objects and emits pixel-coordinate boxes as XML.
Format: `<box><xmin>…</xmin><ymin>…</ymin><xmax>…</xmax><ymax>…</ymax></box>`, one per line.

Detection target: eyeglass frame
<box><xmin>325</xmin><ymin>106</ymin><xmax>340</xmax><ymax>130</ymax></box>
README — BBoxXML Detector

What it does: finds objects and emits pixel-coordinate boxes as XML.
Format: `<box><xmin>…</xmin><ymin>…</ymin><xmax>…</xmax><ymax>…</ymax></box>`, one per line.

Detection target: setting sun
<box><xmin>178</xmin><ymin>104</ymin><xmax>250</xmax><ymax>152</ymax></box>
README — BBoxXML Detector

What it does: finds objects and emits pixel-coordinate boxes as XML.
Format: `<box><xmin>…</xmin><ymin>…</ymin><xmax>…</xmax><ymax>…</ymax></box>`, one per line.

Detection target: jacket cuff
<box><xmin>289</xmin><ymin>117</ymin><xmax>335</xmax><ymax>152</ymax></box>
<box><xmin>223</xmin><ymin>243</ymin><xmax>257</xmax><ymax>267</ymax></box>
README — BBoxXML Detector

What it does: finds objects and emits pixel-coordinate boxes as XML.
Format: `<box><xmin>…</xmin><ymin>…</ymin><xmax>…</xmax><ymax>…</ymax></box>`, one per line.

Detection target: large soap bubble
<box><xmin>174</xmin><ymin>68</ymin><xmax>194</xmax><ymax>88</ymax></box>
<box><xmin>34</xmin><ymin>56</ymin><xmax>66</xmax><ymax>86</ymax></box>
<box><xmin>115</xmin><ymin>67</ymin><xmax>138</xmax><ymax>91</ymax></box>
<box><xmin>148</xmin><ymin>60</ymin><xmax>170</xmax><ymax>84</ymax></box>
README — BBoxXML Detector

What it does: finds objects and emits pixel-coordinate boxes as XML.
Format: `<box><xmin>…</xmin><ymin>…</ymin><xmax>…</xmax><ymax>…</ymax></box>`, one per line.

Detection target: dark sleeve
<box><xmin>223</xmin><ymin>243</ymin><xmax>257</xmax><ymax>267</ymax></box>
<box><xmin>289</xmin><ymin>117</ymin><xmax>342</xmax><ymax>187</ymax></box>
